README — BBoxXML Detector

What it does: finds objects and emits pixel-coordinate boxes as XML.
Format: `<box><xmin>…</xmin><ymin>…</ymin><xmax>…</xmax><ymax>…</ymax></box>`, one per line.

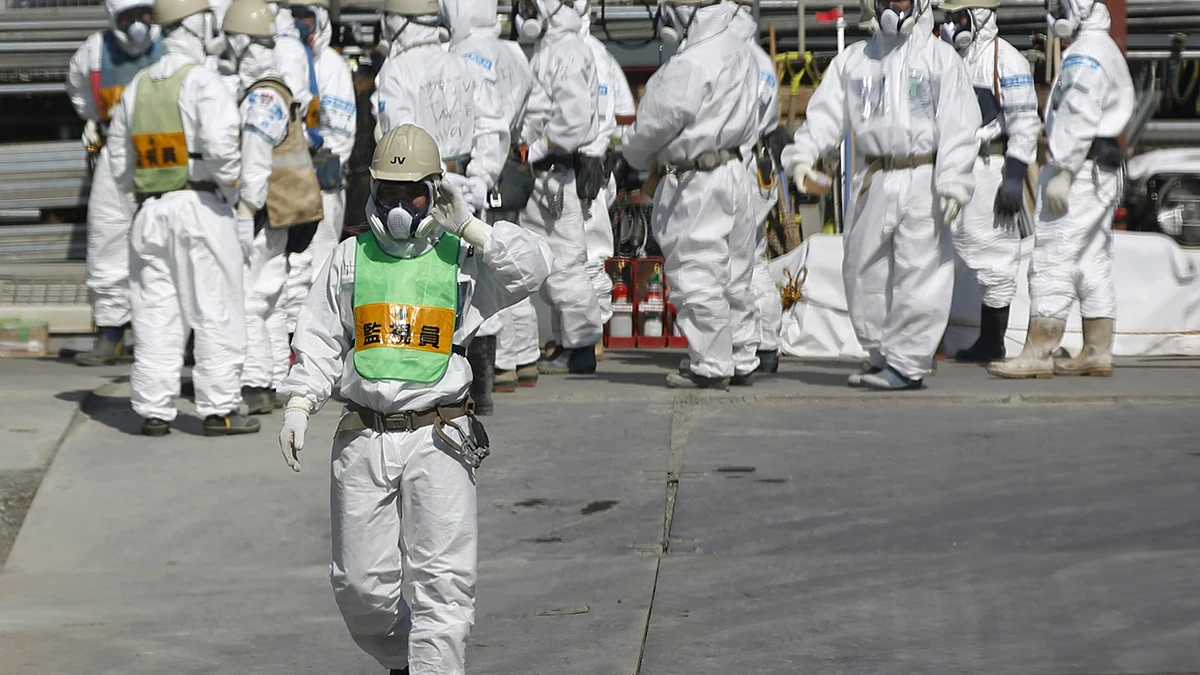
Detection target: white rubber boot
<box><xmin>987</xmin><ymin>317</ymin><xmax>1065</xmax><ymax>379</ymax></box>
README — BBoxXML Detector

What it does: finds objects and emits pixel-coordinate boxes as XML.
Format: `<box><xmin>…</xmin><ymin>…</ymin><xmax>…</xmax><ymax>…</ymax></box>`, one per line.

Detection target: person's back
<box><xmin>444</xmin><ymin>0</ymin><xmax>532</xmax><ymax>138</ymax></box>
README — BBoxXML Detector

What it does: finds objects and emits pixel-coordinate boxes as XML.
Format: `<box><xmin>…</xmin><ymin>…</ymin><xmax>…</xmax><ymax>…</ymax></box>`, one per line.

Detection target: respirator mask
<box><xmin>877</xmin><ymin>0</ymin><xmax>918</xmax><ymax>36</ymax></box>
<box><xmin>940</xmin><ymin>9</ymin><xmax>974</xmax><ymax>50</ymax></box>
<box><xmin>1045</xmin><ymin>0</ymin><xmax>1083</xmax><ymax>39</ymax></box>
<box><xmin>369</xmin><ymin>178</ymin><xmax>437</xmax><ymax>243</ymax></box>
<box><xmin>115</xmin><ymin>5</ymin><xmax>155</xmax><ymax>50</ymax></box>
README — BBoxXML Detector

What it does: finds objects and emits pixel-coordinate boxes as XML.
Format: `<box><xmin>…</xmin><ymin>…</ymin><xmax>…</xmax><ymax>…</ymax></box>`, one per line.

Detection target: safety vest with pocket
<box><xmin>244</xmin><ymin>77</ymin><xmax>325</xmax><ymax>229</ymax></box>
<box><xmin>130</xmin><ymin>63</ymin><xmax>194</xmax><ymax>196</ymax></box>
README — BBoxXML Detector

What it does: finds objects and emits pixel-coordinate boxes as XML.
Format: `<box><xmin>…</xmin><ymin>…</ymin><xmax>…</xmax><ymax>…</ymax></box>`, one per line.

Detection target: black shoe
<box><xmin>730</xmin><ymin>371</ymin><xmax>756</xmax><ymax>387</ymax></box>
<box><xmin>468</xmin><ymin>335</ymin><xmax>496</xmax><ymax>416</ymax></box>
<box><xmin>272</xmin><ymin>390</ymin><xmax>283</xmax><ymax>409</ymax></box>
<box><xmin>141</xmin><ymin>417</ymin><xmax>170</xmax><ymax>436</ymax></box>
<box><xmin>390</xmin><ymin>669</ymin><xmax>409</xmax><ymax>675</ymax></box>
<box><xmin>538</xmin><ymin>346</ymin><xmax>597</xmax><ymax>374</ymax></box>
<box><xmin>203</xmin><ymin>412</ymin><xmax>261</xmax><ymax>436</ymax></box>
<box><xmin>665</xmin><ymin>372</ymin><xmax>729</xmax><ymax>390</ymax></box>
<box><xmin>755</xmin><ymin>350</ymin><xmax>779</xmax><ymax>374</ymax></box>
<box><xmin>956</xmin><ymin>304</ymin><xmax>1010</xmax><ymax>363</ymax></box>
<box><xmin>241</xmin><ymin>386</ymin><xmax>275</xmax><ymax>415</ymax></box>
<box><xmin>74</xmin><ymin>325</ymin><xmax>130</xmax><ymax>366</ymax></box>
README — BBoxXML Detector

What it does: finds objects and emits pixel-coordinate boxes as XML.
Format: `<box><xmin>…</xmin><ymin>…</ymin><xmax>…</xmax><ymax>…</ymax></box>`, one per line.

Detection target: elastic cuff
<box><xmin>285</xmin><ymin>396</ymin><xmax>313</xmax><ymax>413</ymax></box>
<box><xmin>1002</xmin><ymin>157</ymin><xmax>1029</xmax><ymax>182</ymax></box>
<box><xmin>460</xmin><ymin>218</ymin><xmax>492</xmax><ymax>249</ymax></box>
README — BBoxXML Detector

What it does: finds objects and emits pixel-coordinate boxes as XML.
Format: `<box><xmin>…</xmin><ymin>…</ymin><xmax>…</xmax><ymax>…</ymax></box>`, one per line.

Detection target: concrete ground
<box><xmin>0</xmin><ymin>350</ymin><xmax>1198</xmax><ymax>675</ymax></box>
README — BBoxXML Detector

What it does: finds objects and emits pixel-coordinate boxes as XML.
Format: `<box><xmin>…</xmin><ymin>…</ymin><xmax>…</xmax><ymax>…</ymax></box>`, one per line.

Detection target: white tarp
<box><xmin>770</xmin><ymin>232</ymin><xmax>1200</xmax><ymax>358</ymax></box>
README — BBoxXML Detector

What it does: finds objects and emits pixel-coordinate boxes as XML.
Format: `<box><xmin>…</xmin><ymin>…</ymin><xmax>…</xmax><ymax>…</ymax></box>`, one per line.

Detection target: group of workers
<box><xmin>61</xmin><ymin>0</ymin><xmax>1135</xmax><ymax>671</ymax></box>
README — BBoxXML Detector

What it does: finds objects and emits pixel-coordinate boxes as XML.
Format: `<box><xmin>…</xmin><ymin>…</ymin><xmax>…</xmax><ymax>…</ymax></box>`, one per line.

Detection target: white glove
<box><xmin>236</xmin><ymin>216</ymin><xmax>255</xmax><ymax>262</ymax></box>
<box><xmin>279</xmin><ymin>405</ymin><xmax>309</xmax><ymax>473</ymax></box>
<box><xmin>526</xmin><ymin>137</ymin><xmax>550</xmax><ymax>164</ymax></box>
<box><xmin>1045</xmin><ymin>168</ymin><xmax>1073</xmax><ymax>217</ymax></box>
<box><xmin>82</xmin><ymin>119</ymin><xmax>102</xmax><ymax>149</ymax></box>
<box><xmin>464</xmin><ymin>176</ymin><xmax>489</xmax><ymax>213</ymax></box>
<box><xmin>789</xmin><ymin>161</ymin><xmax>817</xmax><ymax>194</ymax></box>
<box><xmin>940</xmin><ymin>196</ymin><xmax>962</xmax><ymax>224</ymax></box>
<box><xmin>430</xmin><ymin>178</ymin><xmax>473</xmax><ymax>236</ymax></box>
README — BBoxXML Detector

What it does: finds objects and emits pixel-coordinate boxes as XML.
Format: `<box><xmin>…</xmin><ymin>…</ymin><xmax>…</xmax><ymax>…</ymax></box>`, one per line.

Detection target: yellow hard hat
<box><xmin>371</xmin><ymin>124</ymin><xmax>443</xmax><ymax>182</ymax></box>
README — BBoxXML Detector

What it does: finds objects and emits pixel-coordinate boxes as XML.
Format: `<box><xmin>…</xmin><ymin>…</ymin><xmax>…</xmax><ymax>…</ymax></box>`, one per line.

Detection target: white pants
<box><xmin>493</xmin><ymin>297</ymin><xmax>541</xmax><ymax>371</ymax></box>
<box><xmin>241</xmin><ymin>227</ymin><xmax>288</xmax><ymax>389</ymax></box>
<box><xmin>747</xmin><ymin>168</ymin><xmax>780</xmax><ymax>352</ymax></box>
<box><xmin>330</xmin><ymin>419</ymin><xmax>478</xmax><ymax>674</ymax></box>
<box><xmin>951</xmin><ymin>154</ymin><xmax>1022</xmax><ymax>308</ymax></box>
<box><xmin>129</xmin><ymin>190</ymin><xmax>245</xmax><ymax>420</ymax></box>
<box><xmin>1029</xmin><ymin>162</ymin><xmax>1119</xmax><ymax>321</ymax></box>
<box><xmin>583</xmin><ymin>185</ymin><xmax>615</xmax><ymax>324</ymax></box>
<box><xmin>520</xmin><ymin>168</ymin><xmax>603</xmax><ymax>350</ymax></box>
<box><xmin>843</xmin><ymin>164</ymin><xmax>954</xmax><ymax>381</ymax></box>
<box><xmin>86</xmin><ymin>148</ymin><xmax>137</xmax><ymax>327</ymax></box>
<box><xmin>284</xmin><ymin>188</ymin><xmax>346</xmax><ymax>333</ymax></box>
<box><xmin>652</xmin><ymin>163</ymin><xmax>759</xmax><ymax>378</ymax></box>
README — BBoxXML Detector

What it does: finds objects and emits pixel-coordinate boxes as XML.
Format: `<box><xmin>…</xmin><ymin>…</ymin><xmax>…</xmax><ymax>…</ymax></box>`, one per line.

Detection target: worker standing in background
<box><xmin>513</xmin><ymin>0</ymin><xmax>605</xmax><ymax>376</ymax></box>
<box><xmin>784</xmin><ymin>0</ymin><xmax>980</xmax><ymax>391</ymax></box>
<box><xmin>373</xmin><ymin>0</ymin><xmax>509</xmax><ymax>411</ymax></box>
<box><xmin>729</xmin><ymin>0</ymin><xmax>786</xmax><ymax>375</ymax></box>
<box><xmin>623</xmin><ymin>0</ymin><xmax>760</xmax><ymax>390</ymax></box>
<box><xmin>107</xmin><ymin>0</ymin><xmax>257</xmax><ymax>436</ymax></box>
<box><xmin>990</xmin><ymin>0</ymin><xmax>1133</xmax><ymax>379</ymax></box>
<box><xmin>939</xmin><ymin>0</ymin><xmax>1041</xmax><ymax>364</ymax></box>
<box><xmin>66</xmin><ymin>0</ymin><xmax>163</xmax><ymax>366</ymax></box>
<box><xmin>442</xmin><ymin>0</ymin><xmax>539</xmax><ymax>400</ymax></box>
<box><xmin>576</xmin><ymin>0</ymin><xmax>636</xmax><ymax>345</ymax></box>
<box><xmin>281</xmin><ymin>0</ymin><xmax>358</xmax><ymax>342</ymax></box>
<box><xmin>278</xmin><ymin>125</ymin><xmax>552</xmax><ymax>675</ymax></box>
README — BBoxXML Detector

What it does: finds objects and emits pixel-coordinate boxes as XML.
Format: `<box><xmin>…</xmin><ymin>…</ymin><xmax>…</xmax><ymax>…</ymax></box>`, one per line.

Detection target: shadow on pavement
<box><xmin>57</xmin><ymin>376</ymin><xmax>208</xmax><ymax>437</ymax></box>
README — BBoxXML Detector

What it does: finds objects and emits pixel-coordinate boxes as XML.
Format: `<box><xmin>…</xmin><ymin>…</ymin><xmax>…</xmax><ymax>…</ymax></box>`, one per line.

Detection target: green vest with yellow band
<box><xmin>353</xmin><ymin>232</ymin><xmax>462</xmax><ymax>383</ymax></box>
<box><xmin>130</xmin><ymin>63</ymin><xmax>194</xmax><ymax>196</ymax></box>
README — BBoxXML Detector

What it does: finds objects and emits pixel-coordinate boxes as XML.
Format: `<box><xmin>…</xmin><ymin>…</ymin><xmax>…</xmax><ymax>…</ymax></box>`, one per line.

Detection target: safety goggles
<box><xmin>373</xmin><ymin>179</ymin><xmax>434</xmax><ymax>213</ymax></box>
<box><xmin>515</xmin><ymin>0</ymin><xmax>539</xmax><ymax>21</ymax></box>
<box><xmin>115</xmin><ymin>5</ymin><xmax>153</xmax><ymax>31</ymax></box>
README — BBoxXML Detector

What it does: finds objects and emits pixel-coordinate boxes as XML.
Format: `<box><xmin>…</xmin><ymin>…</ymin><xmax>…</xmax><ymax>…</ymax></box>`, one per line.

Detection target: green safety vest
<box><xmin>352</xmin><ymin>231</ymin><xmax>461</xmax><ymax>383</ymax></box>
<box><xmin>130</xmin><ymin>63</ymin><xmax>194</xmax><ymax>196</ymax></box>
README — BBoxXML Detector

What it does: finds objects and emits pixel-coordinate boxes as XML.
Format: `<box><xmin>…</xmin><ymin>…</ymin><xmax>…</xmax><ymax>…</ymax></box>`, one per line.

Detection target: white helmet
<box><xmin>368</xmin><ymin>125</ymin><xmax>445</xmax><ymax>248</ymax></box>
<box><xmin>106</xmin><ymin>0</ymin><xmax>159</xmax><ymax>54</ymax></box>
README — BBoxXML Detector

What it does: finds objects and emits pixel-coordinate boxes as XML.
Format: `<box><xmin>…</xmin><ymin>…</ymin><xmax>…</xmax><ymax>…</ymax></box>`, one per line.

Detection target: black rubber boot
<box><xmin>755</xmin><ymin>350</ymin><xmax>779</xmax><ymax>374</ymax></box>
<box><xmin>537</xmin><ymin>346</ymin><xmax>597</xmax><ymax>374</ymax></box>
<box><xmin>468</xmin><ymin>335</ymin><xmax>496</xmax><ymax>416</ymax></box>
<box><xmin>203</xmin><ymin>412</ymin><xmax>262</xmax><ymax>436</ymax></box>
<box><xmin>730</xmin><ymin>371</ymin><xmax>756</xmax><ymax>387</ymax></box>
<box><xmin>141</xmin><ymin>417</ymin><xmax>170</xmax><ymax>436</ymax></box>
<box><xmin>956</xmin><ymin>305</ymin><xmax>1010</xmax><ymax>363</ymax></box>
<box><xmin>74</xmin><ymin>325</ymin><xmax>130</xmax><ymax>366</ymax></box>
<box><xmin>390</xmin><ymin>669</ymin><xmax>410</xmax><ymax>675</ymax></box>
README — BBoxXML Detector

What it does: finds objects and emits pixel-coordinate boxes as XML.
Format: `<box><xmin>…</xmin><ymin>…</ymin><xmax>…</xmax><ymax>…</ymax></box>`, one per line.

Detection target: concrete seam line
<box><xmin>635</xmin><ymin>394</ymin><xmax>695</xmax><ymax>675</ymax></box>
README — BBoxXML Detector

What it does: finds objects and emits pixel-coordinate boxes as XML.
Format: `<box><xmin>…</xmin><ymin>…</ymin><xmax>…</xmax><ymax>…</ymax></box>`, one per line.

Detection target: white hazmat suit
<box><xmin>281</xmin><ymin>5</ymin><xmax>358</xmax><ymax>334</ymax></box>
<box><xmin>622</xmin><ymin>1</ymin><xmax>761</xmax><ymax>383</ymax></box>
<box><xmin>443</xmin><ymin>0</ymin><xmax>537</xmax><ymax>367</ymax></box>
<box><xmin>106</xmin><ymin>20</ymin><xmax>246</xmax><ymax>422</ymax></box>
<box><xmin>518</xmin><ymin>0</ymin><xmax>604</xmax><ymax>354</ymax></box>
<box><xmin>1030</xmin><ymin>1</ymin><xmax>1132</xmax><ymax>323</ymax></box>
<box><xmin>578</xmin><ymin>2</ymin><xmax>635</xmax><ymax>324</ymax></box>
<box><xmin>66</xmin><ymin>0</ymin><xmax>163</xmax><ymax>333</ymax></box>
<box><xmin>279</xmin><ymin>214</ymin><xmax>552</xmax><ymax>674</ymax></box>
<box><xmin>946</xmin><ymin>6</ymin><xmax>1039</xmax><ymax>308</ymax></box>
<box><xmin>730</xmin><ymin>0</ymin><xmax>783</xmax><ymax>361</ymax></box>
<box><xmin>784</xmin><ymin>0</ymin><xmax>980</xmax><ymax>384</ymax></box>
<box><xmin>233</xmin><ymin>46</ymin><xmax>291</xmax><ymax>396</ymax></box>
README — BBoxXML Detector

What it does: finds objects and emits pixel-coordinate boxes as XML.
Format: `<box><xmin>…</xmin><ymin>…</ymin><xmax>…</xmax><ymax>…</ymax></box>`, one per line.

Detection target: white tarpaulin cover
<box><xmin>770</xmin><ymin>232</ymin><xmax>1200</xmax><ymax>358</ymax></box>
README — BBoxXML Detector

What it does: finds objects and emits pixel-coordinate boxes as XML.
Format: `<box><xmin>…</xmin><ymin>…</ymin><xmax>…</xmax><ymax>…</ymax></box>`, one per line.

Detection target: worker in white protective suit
<box><xmin>729</xmin><ymin>0</ymin><xmax>786</xmax><ymax>375</ymax></box>
<box><xmin>939</xmin><ymin>0</ymin><xmax>1041</xmax><ymax>363</ymax></box>
<box><xmin>277</xmin><ymin>125</ymin><xmax>552</xmax><ymax>675</ymax></box>
<box><xmin>66</xmin><ymin>0</ymin><xmax>164</xmax><ymax>366</ymax></box>
<box><xmin>219</xmin><ymin>0</ymin><xmax>292</xmax><ymax>415</ymax></box>
<box><xmin>989</xmin><ymin>0</ymin><xmax>1133</xmax><ymax>379</ymax></box>
<box><xmin>280</xmin><ymin>0</ymin><xmax>358</xmax><ymax>344</ymax></box>
<box><xmin>441</xmin><ymin>0</ymin><xmax>538</xmax><ymax>402</ymax></box>
<box><xmin>576</xmin><ymin>0</ymin><xmax>636</xmax><ymax>342</ymax></box>
<box><xmin>373</xmin><ymin>0</ymin><xmax>509</xmax><ymax>411</ymax></box>
<box><xmin>107</xmin><ymin>0</ymin><xmax>259</xmax><ymax>436</ymax></box>
<box><xmin>622</xmin><ymin>0</ymin><xmax>760</xmax><ymax>389</ymax></box>
<box><xmin>783</xmin><ymin>0</ymin><xmax>980</xmax><ymax>390</ymax></box>
<box><xmin>512</xmin><ymin>0</ymin><xmax>605</xmax><ymax>375</ymax></box>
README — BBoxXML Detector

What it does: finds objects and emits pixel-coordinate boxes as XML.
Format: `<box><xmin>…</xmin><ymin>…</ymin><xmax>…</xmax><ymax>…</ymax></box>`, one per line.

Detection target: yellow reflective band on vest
<box><xmin>305</xmin><ymin>97</ymin><xmax>321</xmax><ymax>130</ymax></box>
<box><xmin>98</xmin><ymin>86</ymin><xmax>125</xmax><ymax>122</ymax></box>
<box><xmin>352</xmin><ymin>231</ymin><xmax>461</xmax><ymax>383</ymax></box>
<box><xmin>130</xmin><ymin>64</ymin><xmax>194</xmax><ymax>196</ymax></box>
